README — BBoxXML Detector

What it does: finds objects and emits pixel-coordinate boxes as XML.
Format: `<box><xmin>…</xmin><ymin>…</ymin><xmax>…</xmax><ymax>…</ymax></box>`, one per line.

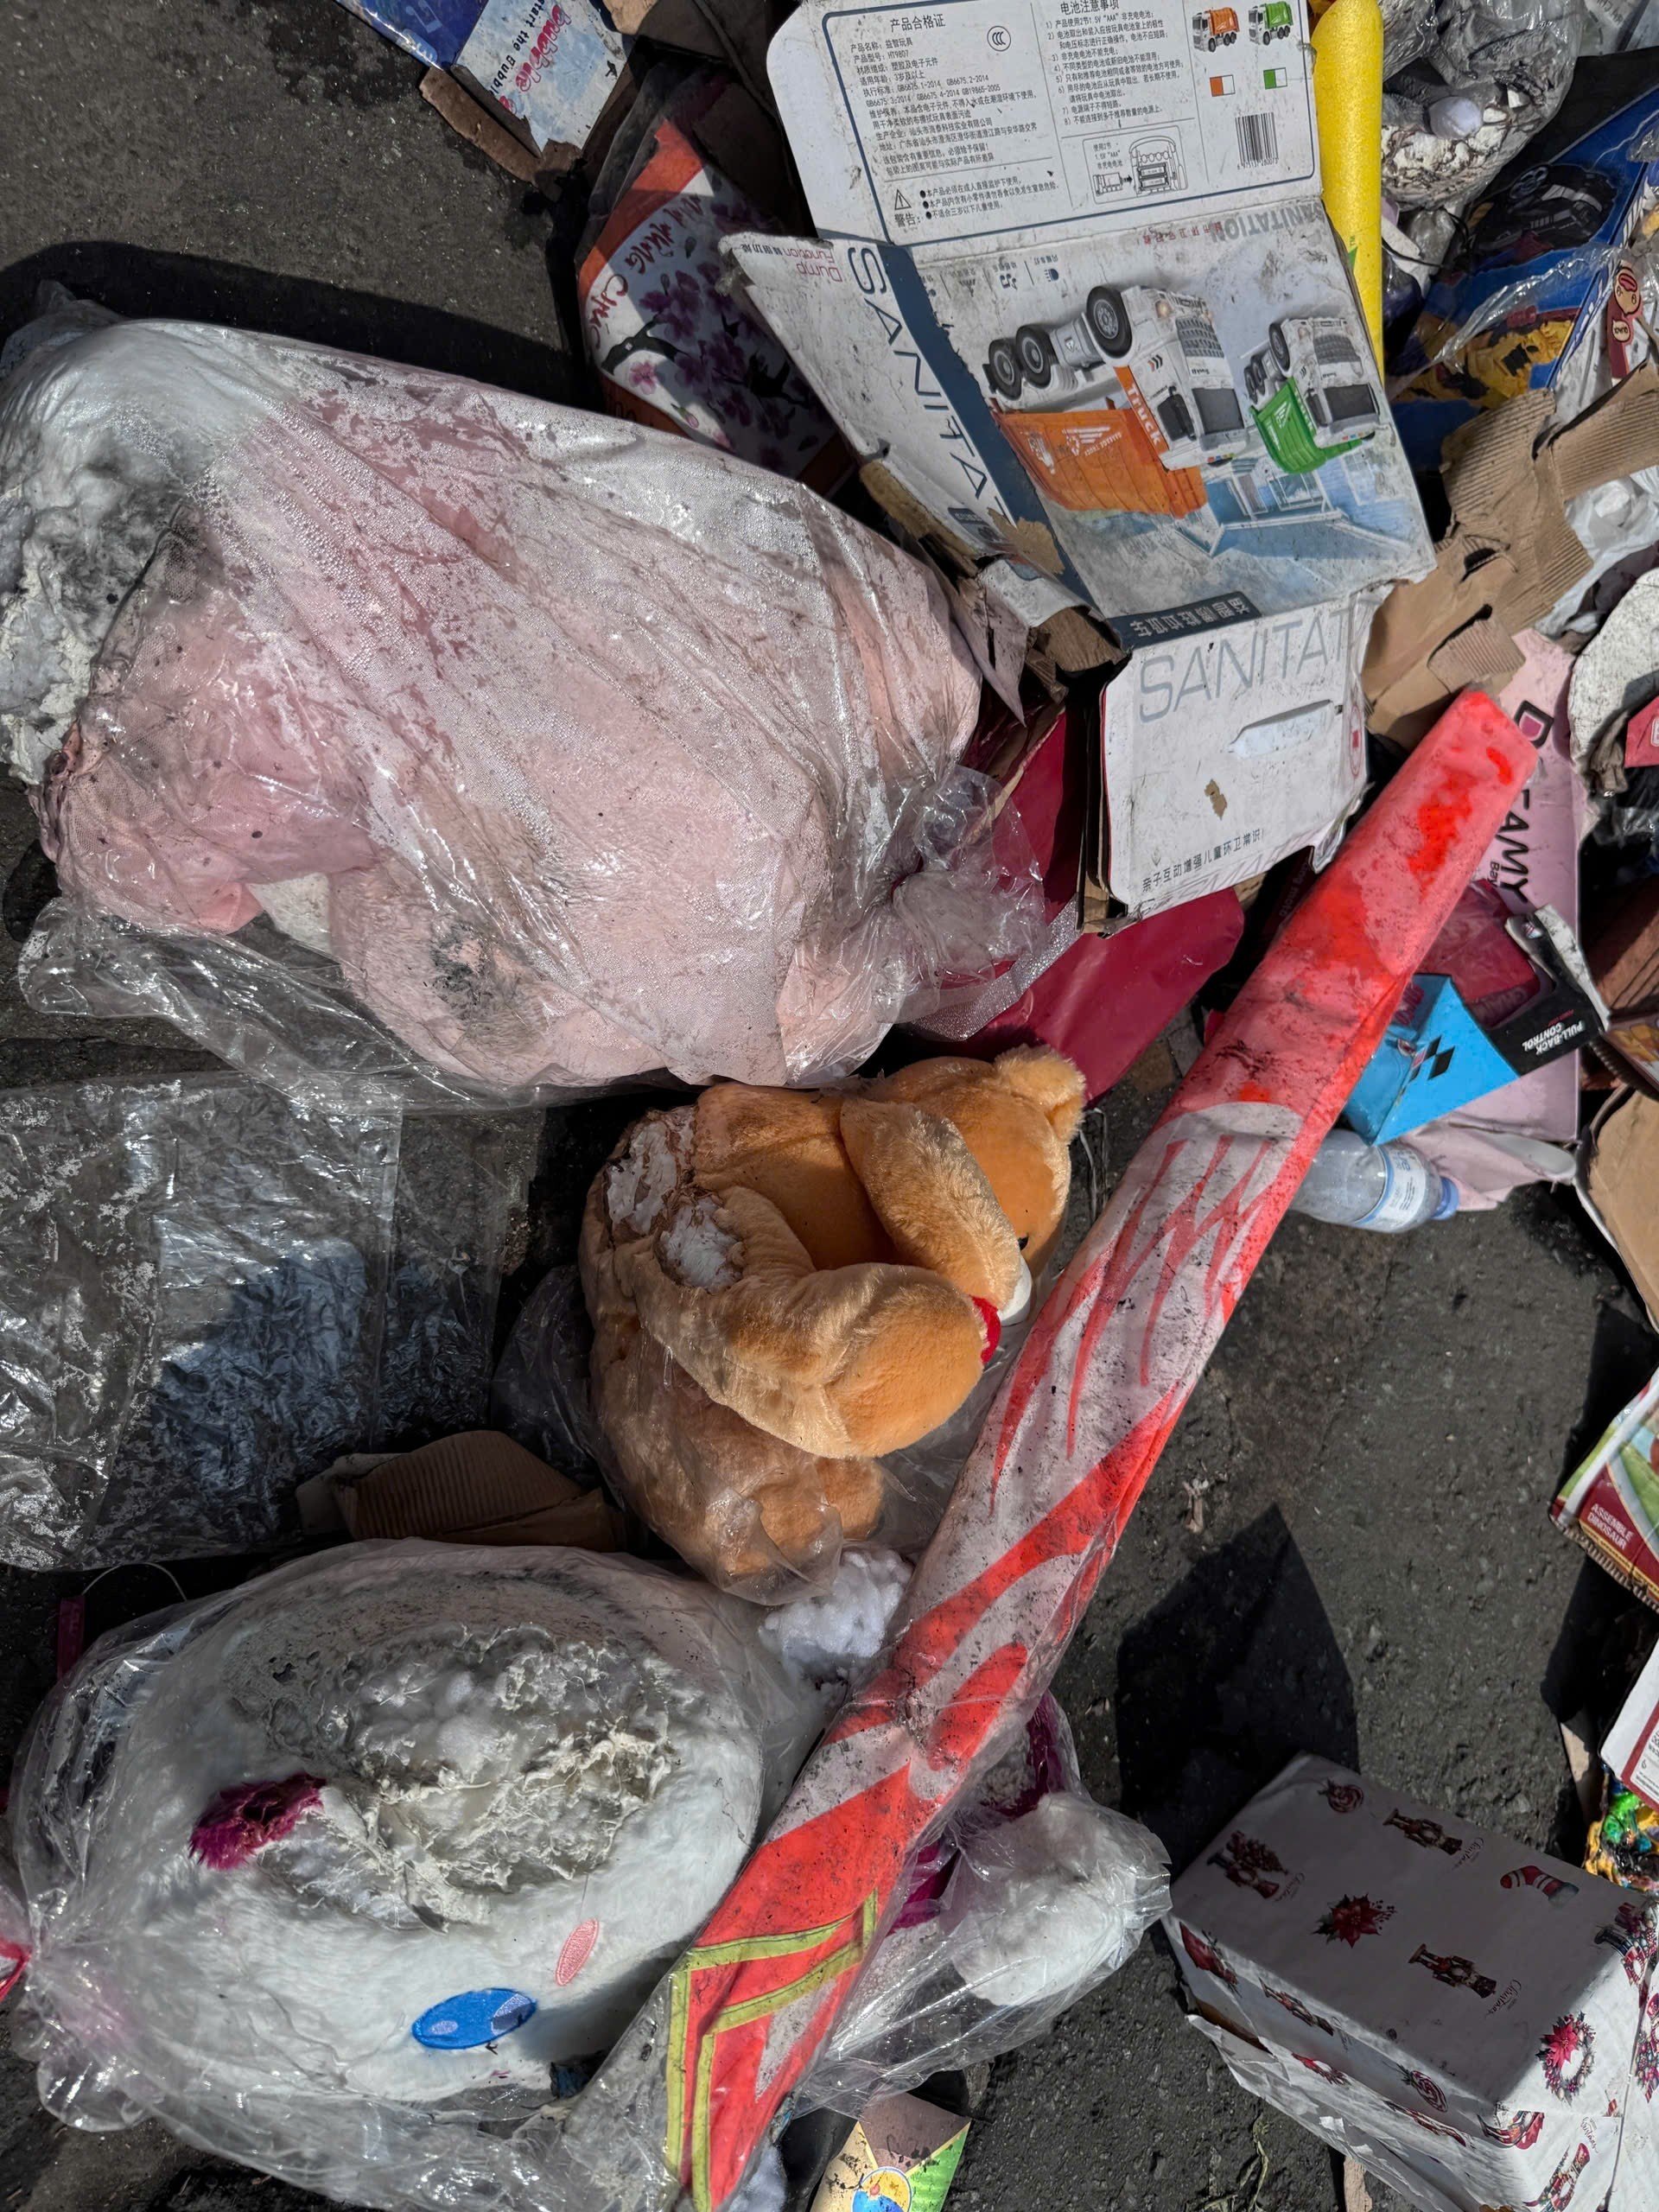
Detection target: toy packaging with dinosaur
<box><xmin>723</xmin><ymin>0</ymin><xmax>1432</xmax><ymax>631</ymax></box>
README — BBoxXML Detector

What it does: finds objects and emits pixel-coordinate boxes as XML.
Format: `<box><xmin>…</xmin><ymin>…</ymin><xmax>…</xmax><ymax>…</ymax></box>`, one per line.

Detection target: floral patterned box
<box><xmin>1168</xmin><ymin>1756</ymin><xmax>1659</xmax><ymax>2212</ymax></box>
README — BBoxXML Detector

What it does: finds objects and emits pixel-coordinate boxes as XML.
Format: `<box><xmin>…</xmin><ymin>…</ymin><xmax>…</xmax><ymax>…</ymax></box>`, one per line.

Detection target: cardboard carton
<box><xmin>1364</xmin><ymin>369</ymin><xmax>1659</xmax><ymax>748</ymax></box>
<box><xmin>721</xmin><ymin>0</ymin><xmax>1431</xmax><ymax>632</ymax></box>
<box><xmin>1580</xmin><ymin>1087</ymin><xmax>1659</xmax><ymax>1332</ymax></box>
<box><xmin>339</xmin><ymin>0</ymin><xmax>629</xmax><ymax>164</ymax></box>
<box><xmin>1344</xmin><ymin>887</ymin><xmax>1605</xmax><ymax>1145</ymax></box>
<box><xmin>1603</xmin><ymin>1623</ymin><xmax>1659</xmax><ymax>1808</ymax></box>
<box><xmin>1098</xmin><ymin>594</ymin><xmax>1367</xmax><ymax>920</ymax></box>
<box><xmin>1171</xmin><ymin>1753</ymin><xmax>1659</xmax><ymax>2212</ymax></box>
<box><xmin>1554</xmin><ymin>1361</ymin><xmax>1659</xmax><ymax>1613</ymax></box>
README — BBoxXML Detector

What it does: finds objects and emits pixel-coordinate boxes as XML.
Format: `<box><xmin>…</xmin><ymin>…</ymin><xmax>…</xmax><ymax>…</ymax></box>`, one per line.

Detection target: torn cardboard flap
<box><xmin>301</xmin><ymin>1431</ymin><xmax>626</xmax><ymax>1550</ymax></box>
<box><xmin>1584</xmin><ymin>1084</ymin><xmax>1659</xmax><ymax>1329</ymax></box>
<box><xmin>1365</xmin><ymin>363</ymin><xmax>1659</xmax><ymax>746</ymax></box>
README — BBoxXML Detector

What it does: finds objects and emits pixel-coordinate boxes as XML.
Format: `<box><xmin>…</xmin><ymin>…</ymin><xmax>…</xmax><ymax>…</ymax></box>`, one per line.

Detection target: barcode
<box><xmin>1236</xmin><ymin>111</ymin><xmax>1278</xmax><ymax>165</ymax></box>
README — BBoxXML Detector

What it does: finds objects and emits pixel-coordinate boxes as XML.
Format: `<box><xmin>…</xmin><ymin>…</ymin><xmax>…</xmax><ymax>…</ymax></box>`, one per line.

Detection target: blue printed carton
<box><xmin>336</xmin><ymin>0</ymin><xmax>627</xmax><ymax>156</ymax></box>
<box><xmin>1391</xmin><ymin>57</ymin><xmax>1659</xmax><ymax>473</ymax></box>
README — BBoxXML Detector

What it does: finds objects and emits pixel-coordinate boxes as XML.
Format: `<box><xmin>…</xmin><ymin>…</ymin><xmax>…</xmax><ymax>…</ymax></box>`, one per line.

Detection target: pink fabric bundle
<box><xmin>1</xmin><ymin>308</ymin><xmax>991</xmax><ymax>1094</ymax></box>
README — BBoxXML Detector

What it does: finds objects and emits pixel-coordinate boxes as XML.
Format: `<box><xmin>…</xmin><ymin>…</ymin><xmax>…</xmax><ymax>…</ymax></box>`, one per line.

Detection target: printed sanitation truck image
<box><xmin>1243</xmin><ymin>315</ymin><xmax>1382</xmax><ymax>472</ymax></box>
<box><xmin>985</xmin><ymin>285</ymin><xmax>1249</xmax><ymax>518</ymax></box>
<box><xmin>1192</xmin><ymin>7</ymin><xmax>1239</xmax><ymax>47</ymax></box>
<box><xmin>1249</xmin><ymin>2</ymin><xmax>1294</xmax><ymax>39</ymax></box>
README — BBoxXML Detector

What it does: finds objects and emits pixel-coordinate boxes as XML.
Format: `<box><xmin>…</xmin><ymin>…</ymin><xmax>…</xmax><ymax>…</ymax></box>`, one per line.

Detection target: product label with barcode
<box><xmin>813</xmin><ymin>0</ymin><xmax>1316</xmax><ymax>246</ymax></box>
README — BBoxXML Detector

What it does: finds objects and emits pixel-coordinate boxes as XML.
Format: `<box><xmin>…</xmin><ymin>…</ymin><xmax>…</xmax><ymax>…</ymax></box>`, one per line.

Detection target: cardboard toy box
<box><xmin>1170</xmin><ymin>1754</ymin><xmax>1659</xmax><ymax>2212</ymax></box>
<box><xmin>1097</xmin><ymin>594</ymin><xmax>1367</xmax><ymax>919</ymax></box>
<box><xmin>721</xmin><ymin>0</ymin><xmax>1431</xmax><ymax>634</ymax></box>
<box><xmin>1555</xmin><ymin>1363</ymin><xmax>1659</xmax><ymax>1611</ymax></box>
<box><xmin>1343</xmin><ymin>887</ymin><xmax>1605</xmax><ymax>1145</ymax></box>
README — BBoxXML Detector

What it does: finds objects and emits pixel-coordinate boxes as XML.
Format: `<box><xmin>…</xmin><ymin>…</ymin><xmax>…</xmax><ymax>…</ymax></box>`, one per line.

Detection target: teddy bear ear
<box><xmin>992</xmin><ymin>1046</ymin><xmax>1087</xmax><ymax>1142</ymax></box>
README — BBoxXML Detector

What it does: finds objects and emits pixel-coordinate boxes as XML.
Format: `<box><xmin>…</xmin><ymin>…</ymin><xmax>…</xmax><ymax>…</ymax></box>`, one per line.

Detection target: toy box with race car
<box><xmin>721</xmin><ymin>0</ymin><xmax>1429</xmax><ymax>630</ymax></box>
<box><xmin>1391</xmin><ymin>55</ymin><xmax>1659</xmax><ymax>472</ymax></box>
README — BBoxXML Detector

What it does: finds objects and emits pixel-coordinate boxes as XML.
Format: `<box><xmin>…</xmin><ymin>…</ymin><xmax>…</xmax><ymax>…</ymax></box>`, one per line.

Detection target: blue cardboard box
<box><xmin>1344</xmin><ymin>901</ymin><xmax>1603</xmax><ymax>1142</ymax></box>
<box><xmin>337</xmin><ymin>0</ymin><xmax>485</xmax><ymax>69</ymax></box>
<box><xmin>335</xmin><ymin>0</ymin><xmax>627</xmax><ymax>156</ymax></box>
<box><xmin>1390</xmin><ymin>56</ymin><xmax>1659</xmax><ymax>473</ymax></box>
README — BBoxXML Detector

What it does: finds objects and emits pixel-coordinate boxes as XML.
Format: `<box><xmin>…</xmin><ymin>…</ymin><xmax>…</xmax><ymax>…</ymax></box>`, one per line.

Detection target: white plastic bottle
<box><xmin>1289</xmin><ymin>1131</ymin><xmax>1458</xmax><ymax>1232</ymax></box>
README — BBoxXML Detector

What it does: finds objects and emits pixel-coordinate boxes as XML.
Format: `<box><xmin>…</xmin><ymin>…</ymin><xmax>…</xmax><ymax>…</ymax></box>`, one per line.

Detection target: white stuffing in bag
<box><xmin>8</xmin><ymin>1543</ymin><xmax>823</xmax><ymax>2192</ymax></box>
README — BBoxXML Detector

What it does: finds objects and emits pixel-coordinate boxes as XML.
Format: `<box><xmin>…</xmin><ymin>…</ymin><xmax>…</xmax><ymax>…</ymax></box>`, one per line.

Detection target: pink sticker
<box><xmin>1626</xmin><ymin>697</ymin><xmax>1659</xmax><ymax>771</ymax></box>
<box><xmin>556</xmin><ymin>1919</ymin><xmax>600</xmax><ymax>1986</ymax></box>
<box><xmin>0</xmin><ymin>1942</ymin><xmax>28</xmax><ymax>2005</ymax></box>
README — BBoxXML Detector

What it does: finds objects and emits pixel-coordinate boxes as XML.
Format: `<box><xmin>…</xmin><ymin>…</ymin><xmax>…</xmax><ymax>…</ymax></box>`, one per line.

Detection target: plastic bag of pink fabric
<box><xmin>0</xmin><ymin>292</ymin><xmax>1034</xmax><ymax>1104</ymax></box>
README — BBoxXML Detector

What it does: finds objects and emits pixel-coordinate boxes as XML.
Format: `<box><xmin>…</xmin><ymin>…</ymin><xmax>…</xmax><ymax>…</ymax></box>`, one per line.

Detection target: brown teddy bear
<box><xmin>578</xmin><ymin>1047</ymin><xmax>1084</xmax><ymax>1595</ymax></box>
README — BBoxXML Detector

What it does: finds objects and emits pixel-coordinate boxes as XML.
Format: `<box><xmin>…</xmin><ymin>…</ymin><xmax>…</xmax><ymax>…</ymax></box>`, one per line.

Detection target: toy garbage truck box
<box><xmin>1343</xmin><ymin>882</ymin><xmax>1606</xmax><ymax>1144</ymax></box>
<box><xmin>721</xmin><ymin>0</ymin><xmax>1432</xmax><ymax>637</ymax></box>
<box><xmin>1169</xmin><ymin>1755</ymin><xmax>1659</xmax><ymax>2212</ymax></box>
<box><xmin>1249</xmin><ymin>1</ymin><xmax>1294</xmax><ymax>39</ymax></box>
<box><xmin>1390</xmin><ymin>57</ymin><xmax>1659</xmax><ymax>474</ymax></box>
<box><xmin>1244</xmin><ymin>315</ymin><xmax>1382</xmax><ymax>472</ymax></box>
<box><xmin>1192</xmin><ymin>6</ymin><xmax>1240</xmax><ymax>48</ymax></box>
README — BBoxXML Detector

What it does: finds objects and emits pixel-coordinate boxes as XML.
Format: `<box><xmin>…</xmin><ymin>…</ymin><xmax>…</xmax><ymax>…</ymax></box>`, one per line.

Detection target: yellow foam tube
<box><xmin>1311</xmin><ymin>0</ymin><xmax>1384</xmax><ymax>364</ymax></box>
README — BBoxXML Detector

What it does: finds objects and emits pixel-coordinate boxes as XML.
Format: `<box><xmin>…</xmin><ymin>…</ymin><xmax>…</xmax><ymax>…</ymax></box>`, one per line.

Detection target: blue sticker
<box><xmin>412</xmin><ymin>1988</ymin><xmax>537</xmax><ymax>2050</ymax></box>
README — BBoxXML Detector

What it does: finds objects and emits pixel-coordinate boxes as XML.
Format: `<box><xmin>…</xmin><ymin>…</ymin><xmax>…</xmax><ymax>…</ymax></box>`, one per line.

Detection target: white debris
<box><xmin>760</xmin><ymin>1545</ymin><xmax>912</xmax><ymax>1688</ymax></box>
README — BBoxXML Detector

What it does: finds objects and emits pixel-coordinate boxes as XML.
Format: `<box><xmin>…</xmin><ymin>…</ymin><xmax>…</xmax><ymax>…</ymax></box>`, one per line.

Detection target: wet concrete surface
<box><xmin>2</xmin><ymin>8</ymin><xmax>1656</xmax><ymax>2210</ymax></box>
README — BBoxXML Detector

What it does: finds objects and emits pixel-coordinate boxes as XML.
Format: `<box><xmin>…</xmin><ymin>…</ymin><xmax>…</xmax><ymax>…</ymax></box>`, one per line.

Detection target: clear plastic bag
<box><xmin>0</xmin><ymin>1076</ymin><xmax>529</xmax><ymax>1568</ymax></box>
<box><xmin>0</xmin><ymin>296</ymin><xmax>1035</xmax><ymax>1105</ymax></box>
<box><xmin>489</xmin><ymin>1262</ymin><xmax>612</xmax><ymax>1477</ymax></box>
<box><xmin>1382</xmin><ymin>0</ymin><xmax>1585</xmax><ymax>208</ymax></box>
<box><xmin>798</xmin><ymin>1699</ymin><xmax>1170</xmax><ymax>2113</ymax></box>
<box><xmin>499</xmin><ymin>1095</ymin><xmax>1109</xmax><ymax>1603</ymax></box>
<box><xmin>5</xmin><ymin>1541</ymin><xmax>824</xmax><ymax>2209</ymax></box>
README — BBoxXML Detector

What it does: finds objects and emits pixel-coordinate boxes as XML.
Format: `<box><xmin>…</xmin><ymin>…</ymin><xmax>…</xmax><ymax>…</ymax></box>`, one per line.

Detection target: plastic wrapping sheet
<box><xmin>799</xmin><ymin>1699</ymin><xmax>1168</xmax><ymax>2113</ymax></box>
<box><xmin>5</xmin><ymin>1543</ymin><xmax>824</xmax><ymax>2210</ymax></box>
<box><xmin>1381</xmin><ymin>0</ymin><xmax>1584</xmax><ymax>207</ymax></box>
<box><xmin>0</xmin><ymin>1077</ymin><xmax>529</xmax><ymax>1569</ymax></box>
<box><xmin>0</xmin><ymin>297</ymin><xmax>1036</xmax><ymax>1104</ymax></box>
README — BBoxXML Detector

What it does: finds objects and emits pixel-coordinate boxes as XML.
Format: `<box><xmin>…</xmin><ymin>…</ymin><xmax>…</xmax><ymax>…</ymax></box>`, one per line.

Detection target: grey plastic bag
<box><xmin>0</xmin><ymin>1077</ymin><xmax>530</xmax><ymax>1568</ymax></box>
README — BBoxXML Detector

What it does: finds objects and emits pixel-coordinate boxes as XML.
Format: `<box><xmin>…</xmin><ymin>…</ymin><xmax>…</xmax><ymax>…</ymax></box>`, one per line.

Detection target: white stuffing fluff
<box><xmin>660</xmin><ymin>1192</ymin><xmax>741</xmax><ymax>1289</ymax></box>
<box><xmin>943</xmin><ymin>1795</ymin><xmax>1171</xmax><ymax>2011</ymax></box>
<box><xmin>605</xmin><ymin>1109</ymin><xmax>694</xmax><ymax>1239</ymax></box>
<box><xmin>760</xmin><ymin>1546</ymin><xmax>912</xmax><ymax>1688</ymax></box>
